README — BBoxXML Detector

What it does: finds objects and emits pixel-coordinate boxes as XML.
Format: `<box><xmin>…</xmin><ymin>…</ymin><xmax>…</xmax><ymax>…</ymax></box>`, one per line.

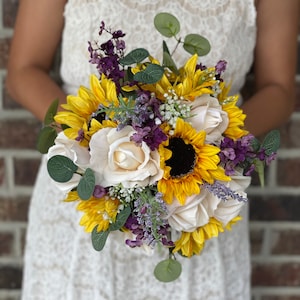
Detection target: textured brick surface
<box><xmin>0</xmin><ymin>233</ymin><xmax>14</xmax><ymax>256</ymax></box>
<box><xmin>14</xmin><ymin>158</ymin><xmax>41</xmax><ymax>186</ymax></box>
<box><xmin>0</xmin><ymin>197</ymin><xmax>30</xmax><ymax>222</ymax></box>
<box><xmin>262</xmin><ymin>297</ymin><xmax>300</xmax><ymax>300</ymax></box>
<box><xmin>0</xmin><ymin>38</ymin><xmax>10</xmax><ymax>69</ymax></box>
<box><xmin>250</xmin><ymin>196</ymin><xmax>300</xmax><ymax>221</ymax></box>
<box><xmin>0</xmin><ymin>119</ymin><xmax>41</xmax><ymax>149</ymax></box>
<box><xmin>0</xmin><ymin>266</ymin><xmax>22</xmax><ymax>289</ymax></box>
<box><xmin>252</xmin><ymin>263</ymin><xmax>300</xmax><ymax>286</ymax></box>
<box><xmin>3</xmin><ymin>0</ymin><xmax>19</xmax><ymax>28</ymax></box>
<box><xmin>271</xmin><ymin>230</ymin><xmax>300</xmax><ymax>255</ymax></box>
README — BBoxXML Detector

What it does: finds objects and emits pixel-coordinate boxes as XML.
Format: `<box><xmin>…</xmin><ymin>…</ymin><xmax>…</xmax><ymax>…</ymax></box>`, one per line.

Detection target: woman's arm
<box><xmin>6</xmin><ymin>0</ymin><xmax>67</xmax><ymax>122</ymax></box>
<box><xmin>242</xmin><ymin>0</ymin><xmax>299</xmax><ymax>136</ymax></box>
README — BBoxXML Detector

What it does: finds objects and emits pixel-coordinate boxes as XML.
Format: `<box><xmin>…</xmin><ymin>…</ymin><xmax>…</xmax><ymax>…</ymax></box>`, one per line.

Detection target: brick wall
<box><xmin>0</xmin><ymin>1</ymin><xmax>300</xmax><ymax>300</ymax></box>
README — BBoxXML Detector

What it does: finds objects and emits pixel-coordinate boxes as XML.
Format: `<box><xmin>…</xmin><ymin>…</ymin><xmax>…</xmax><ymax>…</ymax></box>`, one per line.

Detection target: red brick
<box><xmin>0</xmin><ymin>266</ymin><xmax>22</xmax><ymax>289</ymax></box>
<box><xmin>0</xmin><ymin>232</ymin><xmax>14</xmax><ymax>255</ymax></box>
<box><xmin>271</xmin><ymin>230</ymin><xmax>300</xmax><ymax>255</ymax></box>
<box><xmin>277</xmin><ymin>158</ymin><xmax>300</xmax><ymax>186</ymax></box>
<box><xmin>262</xmin><ymin>296</ymin><xmax>300</xmax><ymax>300</ymax></box>
<box><xmin>280</xmin><ymin>119</ymin><xmax>300</xmax><ymax>148</ymax></box>
<box><xmin>2</xmin><ymin>77</ymin><xmax>23</xmax><ymax>110</ymax></box>
<box><xmin>3</xmin><ymin>0</ymin><xmax>19</xmax><ymax>29</ymax></box>
<box><xmin>0</xmin><ymin>196</ymin><xmax>30</xmax><ymax>222</ymax></box>
<box><xmin>0</xmin><ymin>38</ymin><xmax>11</xmax><ymax>69</ymax></box>
<box><xmin>0</xmin><ymin>119</ymin><xmax>41</xmax><ymax>149</ymax></box>
<box><xmin>252</xmin><ymin>263</ymin><xmax>300</xmax><ymax>286</ymax></box>
<box><xmin>250</xmin><ymin>229</ymin><xmax>264</xmax><ymax>255</ymax></box>
<box><xmin>249</xmin><ymin>196</ymin><xmax>300</xmax><ymax>221</ymax></box>
<box><xmin>0</xmin><ymin>157</ymin><xmax>4</xmax><ymax>186</ymax></box>
<box><xmin>14</xmin><ymin>157</ymin><xmax>41</xmax><ymax>186</ymax></box>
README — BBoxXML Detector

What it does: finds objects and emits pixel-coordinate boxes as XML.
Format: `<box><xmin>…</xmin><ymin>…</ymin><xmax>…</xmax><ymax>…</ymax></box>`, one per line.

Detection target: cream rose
<box><xmin>47</xmin><ymin>132</ymin><xmax>90</xmax><ymax>193</ymax></box>
<box><xmin>214</xmin><ymin>174</ymin><xmax>251</xmax><ymax>226</ymax></box>
<box><xmin>166</xmin><ymin>174</ymin><xmax>251</xmax><ymax>232</ymax></box>
<box><xmin>89</xmin><ymin>126</ymin><xmax>163</xmax><ymax>188</ymax></box>
<box><xmin>186</xmin><ymin>94</ymin><xmax>229</xmax><ymax>143</ymax></box>
<box><xmin>166</xmin><ymin>189</ymin><xmax>220</xmax><ymax>232</ymax></box>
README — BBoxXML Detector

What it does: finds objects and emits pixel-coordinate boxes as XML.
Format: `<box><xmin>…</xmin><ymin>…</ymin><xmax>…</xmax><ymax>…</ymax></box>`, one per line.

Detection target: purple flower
<box><xmin>215</xmin><ymin>60</ymin><xmax>227</xmax><ymax>75</ymax></box>
<box><xmin>93</xmin><ymin>185</ymin><xmax>107</xmax><ymax>198</ymax></box>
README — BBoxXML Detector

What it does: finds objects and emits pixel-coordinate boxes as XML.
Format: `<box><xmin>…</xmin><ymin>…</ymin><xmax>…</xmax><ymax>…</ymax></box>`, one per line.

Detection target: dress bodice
<box><xmin>61</xmin><ymin>0</ymin><xmax>256</xmax><ymax>96</ymax></box>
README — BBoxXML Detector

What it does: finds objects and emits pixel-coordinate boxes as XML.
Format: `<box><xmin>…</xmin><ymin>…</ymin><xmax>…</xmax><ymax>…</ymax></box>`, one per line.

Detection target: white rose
<box><xmin>166</xmin><ymin>189</ymin><xmax>220</xmax><ymax>232</ymax></box>
<box><xmin>47</xmin><ymin>132</ymin><xmax>90</xmax><ymax>193</ymax></box>
<box><xmin>166</xmin><ymin>174</ymin><xmax>251</xmax><ymax>232</ymax></box>
<box><xmin>89</xmin><ymin>126</ymin><xmax>163</xmax><ymax>188</ymax></box>
<box><xmin>186</xmin><ymin>94</ymin><xmax>229</xmax><ymax>143</ymax></box>
<box><xmin>214</xmin><ymin>174</ymin><xmax>251</xmax><ymax>226</ymax></box>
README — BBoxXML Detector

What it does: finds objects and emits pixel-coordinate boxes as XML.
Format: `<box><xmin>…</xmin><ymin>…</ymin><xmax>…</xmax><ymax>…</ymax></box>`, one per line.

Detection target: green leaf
<box><xmin>154</xmin><ymin>258</ymin><xmax>182</xmax><ymax>282</ymax></box>
<box><xmin>253</xmin><ymin>158</ymin><xmax>265</xmax><ymax>187</ymax></box>
<box><xmin>262</xmin><ymin>130</ymin><xmax>280</xmax><ymax>155</ymax></box>
<box><xmin>47</xmin><ymin>155</ymin><xmax>78</xmax><ymax>183</ymax></box>
<box><xmin>91</xmin><ymin>226</ymin><xmax>109</xmax><ymax>251</ymax></box>
<box><xmin>119</xmin><ymin>48</ymin><xmax>149</xmax><ymax>65</ymax></box>
<box><xmin>36</xmin><ymin>126</ymin><xmax>57</xmax><ymax>154</ymax></box>
<box><xmin>154</xmin><ymin>12</ymin><xmax>180</xmax><ymax>38</ymax></box>
<box><xmin>183</xmin><ymin>34</ymin><xmax>211</xmax><ymax>56</ymax></box>
<box><xmin>162</xmin><ymin>41</ymin><xmax>179</xmax><ymax>74</ymax></box>
<box><xmin>77</xmin><ymin>168</ymin><xmax>95</xmax><ymax>200</ymax></box>
<box><xmin>109</xmin><ymin>206</ymin><xmax>131</xmax><ymax>231</ymax></box>
<box><xmin>44</xmin><ymin>99</ymin><xmax>59</xmax><ymax>126</ymax></box>
<box><xmin>251</xmin><ymin>137</ymin><xmax>261</xmax><ymax>152</ymax></box>
<box><xmin>133</xmin><ymin>64</ymin><xmax>164</xmax><ymax>84</ymax></box>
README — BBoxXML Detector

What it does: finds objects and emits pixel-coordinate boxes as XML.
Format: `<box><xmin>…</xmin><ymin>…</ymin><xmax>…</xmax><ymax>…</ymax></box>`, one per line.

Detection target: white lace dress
<box><xmin>22</xmin><ymin>1</ymin><xmax>257</xmax><ymax>299</ymax></box>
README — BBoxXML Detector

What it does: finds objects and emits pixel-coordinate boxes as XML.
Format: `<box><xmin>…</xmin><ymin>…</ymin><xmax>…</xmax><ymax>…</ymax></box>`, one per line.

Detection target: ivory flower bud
<box><xmin>186</xmin><ymin>94</ymin><xmax>229</xmax><ymax>143</ymax></box>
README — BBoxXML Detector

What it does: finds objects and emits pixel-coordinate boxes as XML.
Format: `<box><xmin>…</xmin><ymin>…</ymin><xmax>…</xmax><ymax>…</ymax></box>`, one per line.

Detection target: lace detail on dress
<box><xmin>22</xmin><ymin>1</ymin><xmax>256</xmax><ymax>299</ymax></box>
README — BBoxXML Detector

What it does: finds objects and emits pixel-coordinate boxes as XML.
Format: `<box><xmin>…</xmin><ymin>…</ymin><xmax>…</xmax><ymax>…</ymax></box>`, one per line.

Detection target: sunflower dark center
<box><xmin>165</xmin><ymin>137</ymin><xmax>196</xmax><ymax>177</ymax></box>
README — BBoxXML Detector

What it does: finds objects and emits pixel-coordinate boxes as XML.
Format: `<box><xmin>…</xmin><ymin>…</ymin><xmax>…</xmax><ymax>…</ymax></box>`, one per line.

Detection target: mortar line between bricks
<box><xmin>251</xmin><ymin>255</ymin><xmax>300</xmax><ymax>263</ymax></box>
<box><xmin>0</xmin><ymin>149</ymin><xmax>42</xmax><ymax>158</ymax></box>
<box><xmin>250</xmin><ymin>221</ymin><xmax>300</xmax><ymax>229</ymax></box>
<box><xmin>261</xmin><ymin>226</ymin><xmax>271</xmax><ymax>257</ymax></box>
<box><xmin>252</xmin><ymin>287</ymin><xmax>300</xmax><ymax>296</ymax></box>
<box><xmin>5</xmin><ymin>156</ymin><xmax>15</xmax><ymax>193</ymax></box>
<box><xmin>247</xmin><ymin>186</ymin><xmax>300</xmax><ymax>195</ymax></box>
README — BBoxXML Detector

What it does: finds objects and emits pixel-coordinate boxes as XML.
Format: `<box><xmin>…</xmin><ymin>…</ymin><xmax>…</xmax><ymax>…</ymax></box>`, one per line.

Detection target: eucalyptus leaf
<box><xmin>133</xmin><ymin>64</ymin><xmax>164</xmax><ymax>84</ymax></box>
<box><xmin>262</xmin><ymin>130</ymin><xmax>280</xmax><ymax>155</ymax></box>
<box><xmin>47</xmin><ymin>155</ymin><xmax>78</xmax><ymax>183</ymax></box>
<box><xmin>36</xmin><ymin>126</ymin><xmax>57</xmax><ymax>154</ymax></box>
<box><xmin>183</xmin><ymin>34</ymin><xmax>211</xmax><ymax>56</ymax></box>
<box><xmin>91</xmin><ymin>226</ymin><xmax>109</xmax><ymax>251</ymax></box>
<box><xmin>119</xmin><ymin>48</ymin><xmax>149</xmax><ymax>65</ymax></box>
<box><xmin>109</xmin><ymin>206</ymin><xmax>131</xmax><ymax>231</ymax></box>
<box><xmin>154</xmin><ymin>258</ymin><xmax>182</xmax><ymax>282</ymax></box>
<box><xmin>77</xmin><ymin>168</ymin><xmax>95</xmax><ymax>200</ymax></box>
<box><xmin>154</xmin><ymin>12</ymin><xmax>180</xmax><ymax>38</ymax></box>
<box><xmin>44</xmin><ymin>98</ymin><xmax>59</xmax><ymax>126</ymax></box>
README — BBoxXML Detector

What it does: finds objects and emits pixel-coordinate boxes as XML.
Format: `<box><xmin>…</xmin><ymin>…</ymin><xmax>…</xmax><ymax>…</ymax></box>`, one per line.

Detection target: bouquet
<box><xmin>38</xmin><ymin>13</ymin><xmax>280</xmax><ymax>282</ymax></box>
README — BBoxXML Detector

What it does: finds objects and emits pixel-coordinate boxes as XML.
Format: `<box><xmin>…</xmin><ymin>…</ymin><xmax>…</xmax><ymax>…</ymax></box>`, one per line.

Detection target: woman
<box><xmin>6</xmin><ymin>1</ymin><xmax>298</xmax><ymax>299</ymax></box>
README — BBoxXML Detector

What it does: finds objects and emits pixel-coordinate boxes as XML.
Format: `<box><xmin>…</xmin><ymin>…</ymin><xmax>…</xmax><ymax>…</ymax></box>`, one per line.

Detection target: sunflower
<box><xmin>172</xmin><ymin>216</ymin><xmax>242</xmax><ymax>257</ymax></box>
<box><xmin>123</xmin><ymin>54</ymin><xmax>216</xmax><ymax>102</ymax></box>
<box><xmin>218</xmin><ymin>82</ymin><xmax>248</xmax><ymax>140</ymax></box>
<box><xmin>158</xmin><ymin>118</ymin><xmax>230</xmax><ymax>205</ymax></box>
<box><xmin>54</xmin><ymin>74</ymin><xmax>119</xmax><ymax>146</ymax></box>
<box><xmin>222</xmin><ymin>96</ymin><xmax>249</xmax><ymax>140</ymax></box>
<box><xmin>77</xmin><ymin>195</ymin><xmax>120</xmax><ymax>233</ymax></box>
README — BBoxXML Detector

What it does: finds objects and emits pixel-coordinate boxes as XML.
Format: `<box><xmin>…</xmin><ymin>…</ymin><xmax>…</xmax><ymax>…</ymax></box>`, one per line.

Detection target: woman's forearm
<box><xmin>241</xmin><ymin>83</ymin><xmax>295</xmax><ymax>137</ymax></box>
<box><xmin>6</xmin><ymin>66</ymin><xmax>66</xmax><ymax>122</ymax></box>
